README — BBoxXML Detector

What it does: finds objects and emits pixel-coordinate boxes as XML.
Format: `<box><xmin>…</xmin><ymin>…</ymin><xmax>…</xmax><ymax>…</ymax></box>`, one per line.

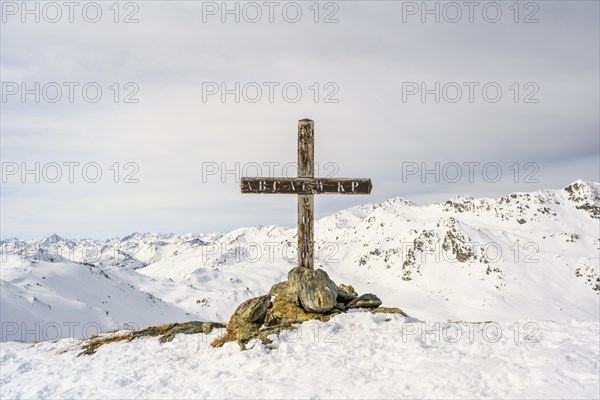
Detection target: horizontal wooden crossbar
<box><xmin>240</xmin><ymin>177</ymin><xmax>372</xmax><ymax>195</ymax></box>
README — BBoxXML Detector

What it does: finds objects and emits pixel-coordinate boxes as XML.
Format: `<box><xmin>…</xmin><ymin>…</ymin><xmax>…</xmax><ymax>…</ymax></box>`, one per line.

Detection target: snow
<box><xmin>1</xmin><ymin>315</ymin><xmax>598</xmax><ymax>399</ymax></box>
<box><xmin>1</xmin><ymin>181</ymin><xmax>599</xmax><ymax>398</ymax></box>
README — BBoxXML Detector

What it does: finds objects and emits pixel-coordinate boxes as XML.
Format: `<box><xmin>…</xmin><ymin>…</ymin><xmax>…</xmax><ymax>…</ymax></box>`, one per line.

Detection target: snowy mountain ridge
<box><xmin>1</xmin><ymin>180</ymin><xmax>598</xmax><ymax>342</ymax></box>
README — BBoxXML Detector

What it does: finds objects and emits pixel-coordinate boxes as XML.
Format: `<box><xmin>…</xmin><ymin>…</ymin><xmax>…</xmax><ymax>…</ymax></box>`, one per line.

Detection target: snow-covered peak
<box><xmin>1</xmin><ymin>180</ymin><xmax>598</xmax><ymax>342</ymax></box>
<box><xmin>382</xmin><ymin>196</ymin><xmax>418</xmax><ymax>207</ymax></box>
<box><xmin>40</xmin><ymin>233</ymin><xmax>64</xmax><ymax>246</ymax></box>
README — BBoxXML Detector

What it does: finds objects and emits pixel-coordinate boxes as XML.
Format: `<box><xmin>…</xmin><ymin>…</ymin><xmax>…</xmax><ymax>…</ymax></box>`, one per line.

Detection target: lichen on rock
<box><xmin>289</xmin><ymin>267</ymin><xmax>338</xmax><ymax>313</ymax></box>
<box><xmin>265</xmin><ymin>296</ymin><xmax>335</xmax><ymax>327</ymax></box>
<box><xmin>224</xmin><ymin>294</ymin><xmax>272</xmax><ymax>341</ymax></box>
<box><xmin>371</xmin><ymin>306</ymin><xmax>409</xmax><ymax>317</ymax></box>
<box><xmin>269</xmin><ymin>280</ymin><xmax>298</xmax><ymax>302</ymax></box>
<box><xmin>347</xmin><ymin>293</ymin><xmax>382</xmax><ymax>309</ymax></box>
<box><xmin>337</xmin><ymin>284</ymin><xmax>358</xmax><ymax>304</ymax></box>
<box><xmin>79</xmin><ymin>321</ymin><xmax>225</xmax><ymax>356</ymax></box>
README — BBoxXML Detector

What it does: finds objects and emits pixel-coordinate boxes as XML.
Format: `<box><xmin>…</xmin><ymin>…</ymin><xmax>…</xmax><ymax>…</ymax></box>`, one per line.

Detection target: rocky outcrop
<box><xmin>347</xmin><ymin>293</ymin><xmax>382</xmax><ymax>309</ymax></box>
<box><xmin>225</xmin><ymin>295</ymin><xmax>272</xmax><ymax>341</ymax></box>
<box><xmin>79</xmin><ymin>321</ymin><xmax>225</xmax><ymax>356</ymax></box>
<box><xmin>371</xmin><ymin>307</ymin><xmax>408</xmax><ymax>316</ymax></box>
<box><xmin>337</xmin><ymin>284</ymin><xmax>358</xmax><ymax>304</ymax></box>
<box><xmin>265</xmin><ymin>296</ymin><xmax>334</xmax><ymax>326</ymax></box>
<box><xmin>289</xmin><ymin>267</ymin><xmax>338</xmax><ymax>313</ymax></box>
<box><xmin>269</xmin><ymin>280</ymin><xmax>298</xmax><ymax>302</ymax></box>
<box><xmin>211</xmin><ymin>268</ymin><xmax>409</xmax><ymax>349</ymax></box>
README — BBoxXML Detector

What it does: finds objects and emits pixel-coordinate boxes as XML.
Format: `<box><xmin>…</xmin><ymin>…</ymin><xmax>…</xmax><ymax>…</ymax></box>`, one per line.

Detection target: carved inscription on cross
<box><xmin>240</xmin><ymin>119</ymin><xmax>372</xmax><ymax>270</ymax></box>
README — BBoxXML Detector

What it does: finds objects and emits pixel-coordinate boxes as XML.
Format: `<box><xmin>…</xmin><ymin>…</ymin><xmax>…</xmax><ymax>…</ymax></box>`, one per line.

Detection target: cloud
<box><xmin>1</xmin><ymin>1</ymin><xmax>598</xmax><ymax>238</ymax></box>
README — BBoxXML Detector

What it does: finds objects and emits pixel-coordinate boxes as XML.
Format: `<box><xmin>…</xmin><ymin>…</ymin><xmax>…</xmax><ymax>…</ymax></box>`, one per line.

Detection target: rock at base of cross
<box><xmin>288</xmin><ymin>267</ymin><xmax>339</xmax><ymax>313</ymax></box>
<box><xmin>211</xmin><ymin>267</ymin><xmax>410</xmax><ymax>349</ymax></box>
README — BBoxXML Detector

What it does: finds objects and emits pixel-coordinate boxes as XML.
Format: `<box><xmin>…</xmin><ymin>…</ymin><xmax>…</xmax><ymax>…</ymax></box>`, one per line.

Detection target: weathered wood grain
<box><xmin>298</xmin><ymin>119</ymin><xmax>314</xmax><ymax>269</ymax></box>
<box><xmin>240</xmin><ymin>177</ymin><xmax>373</xmax><ymax>194</ymax></box>
<box><xmin>298</xmin><ymin>119</ymin><xmax>314</xmax><ymax>178</ymax></box>
<box><xmin>298</xmin><ymin>194</ymin><xmax>314</xmax><ymax>269</ymax></box>
<box><xmin>239</xmin><ymin>118</ymin><xmax>373</xmax><ymax>271</ymax></box>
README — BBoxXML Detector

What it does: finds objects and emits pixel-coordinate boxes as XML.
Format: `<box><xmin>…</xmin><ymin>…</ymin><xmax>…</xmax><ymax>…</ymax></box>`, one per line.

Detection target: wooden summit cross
<box><xmin>241</xmin><ymin>118</ymin><xmax>372</xmax><ymax>270</ymax></box>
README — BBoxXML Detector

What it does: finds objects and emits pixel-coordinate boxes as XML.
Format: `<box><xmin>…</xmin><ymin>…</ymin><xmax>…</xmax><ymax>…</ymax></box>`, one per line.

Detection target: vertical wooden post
<box><xmin>297</xmin><ymin>119</ymin><xmax>314</xmax><ymax>269</ymax></box>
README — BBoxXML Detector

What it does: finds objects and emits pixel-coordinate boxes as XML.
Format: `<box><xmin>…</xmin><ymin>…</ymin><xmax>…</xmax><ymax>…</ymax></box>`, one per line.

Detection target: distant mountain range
<box><xmin>1</xmin><ymin>180</ymin><xmax>598</xmax><ymax>341</ymax></box>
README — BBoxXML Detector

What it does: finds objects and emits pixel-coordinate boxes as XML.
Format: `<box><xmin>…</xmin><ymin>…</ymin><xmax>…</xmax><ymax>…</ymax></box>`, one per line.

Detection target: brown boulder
<box><xmin>337</xmin><ymin>284</ymin><xmax>358</xmax><ymax>304</ymax></box>
<box><xmin>264</xmin><ymin>296</ymin><xmax>334</xmax><ymax>327</ymax></box>
<box><xmin>347</xmin><ymin>293</ymin><xmax>382</xmax><ymax>309</ymax></box>
<box><xmin>288</xmin><ymin>267</ymin><xmax>338</xmax><ymax>313</ymax></box>
<box><xmin>269</xmin><ymin>280</ymin><xmax>298</xmax><ymax>303</ymax></box>
<box><xmin>226</xmin><ymin>295</ymin><xmax>271</xmax><ymax>341</ymax></box>
<box><xmin>371</xmin><ymin>306</ymin><xmax>409</xmax><ymax>317</ymax></box>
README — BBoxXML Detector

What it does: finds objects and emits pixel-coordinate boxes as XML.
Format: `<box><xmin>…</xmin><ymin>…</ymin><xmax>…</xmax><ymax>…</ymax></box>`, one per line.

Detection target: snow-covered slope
<box><xmin>0</xmin><ymin>257</ymin><xmax>192</xmax><ymax>340</ymax></box>
<box><xmin>1</xmin><ymin>180</ymin><xmax>598</xmax><ymax>342</ymax></box>
<box><xmin>1</xmin><ymin>316</ymin><xmax>599</xmax><ymax>399</ymax></box>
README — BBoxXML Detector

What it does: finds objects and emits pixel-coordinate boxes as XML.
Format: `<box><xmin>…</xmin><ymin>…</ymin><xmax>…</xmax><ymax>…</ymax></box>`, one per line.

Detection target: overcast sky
<box><xmin>1</xmin><ymin>0</ymin><xmax>599</xmax><ymax>239</ymax></box>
